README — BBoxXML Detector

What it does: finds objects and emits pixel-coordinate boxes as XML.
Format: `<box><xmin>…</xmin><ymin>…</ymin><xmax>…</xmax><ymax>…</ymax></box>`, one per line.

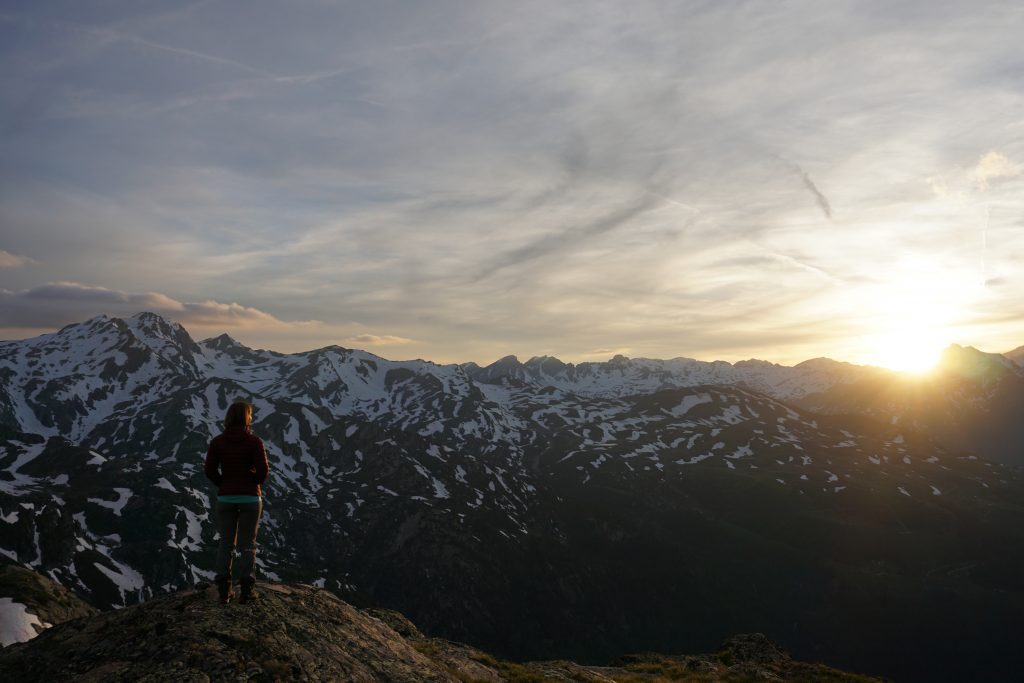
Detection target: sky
<box><xmin>1</xmin><ymin>0</ymin><xmax>1022</xmax><ymax>369</ymax></box>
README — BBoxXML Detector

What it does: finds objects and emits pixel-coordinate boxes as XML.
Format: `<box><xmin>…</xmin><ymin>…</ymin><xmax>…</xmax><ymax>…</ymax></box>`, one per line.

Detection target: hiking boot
<box><xmin>215</xmin><ymin>574</ymin><xmax>234</xmax><ymax>604</ymax></box>
<box><xmin>239</xmin><ymin>577</ymin><xmax>259</xmax><ymax>604</ymax></box>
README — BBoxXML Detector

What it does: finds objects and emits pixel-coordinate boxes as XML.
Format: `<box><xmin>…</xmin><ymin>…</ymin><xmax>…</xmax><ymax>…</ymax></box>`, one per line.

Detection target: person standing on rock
<box><xmin>204</xmin><ymin>400</ymin><xmax>270</xmax><ymax>604</ymax></box>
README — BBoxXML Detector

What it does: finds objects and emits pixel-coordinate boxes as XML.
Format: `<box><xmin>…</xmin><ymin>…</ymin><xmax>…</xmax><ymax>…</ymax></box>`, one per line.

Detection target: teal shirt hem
<box><xmin>217</xmin><ymin>495</ymin><xmax>261</xmax><ymax>503</ymax></box>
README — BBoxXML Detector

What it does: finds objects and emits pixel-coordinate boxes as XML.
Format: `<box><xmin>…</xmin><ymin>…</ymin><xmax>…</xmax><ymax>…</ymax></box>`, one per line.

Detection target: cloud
<box><xmin>343</xmin><ymin>333</ymin><xmax>414</xmax><ymax>346</ymax></box>
<box><xmin>579</xmin><ymin>347</ymin><xmax>631</xmax><ymax>358</ymax></box>
<box><xmin>926</xmin><ymin>175</ymin><xmax>961</xmax><ymax>200</ymax></box>
<box><xmin>0</xmin><ymin>282</ymin><xmax>318</xmax><ymax>330</ymax></box>
<box><xmin>931</xmin><ymin>151</ymin><xmax>1020</xmax><ymax>198</ymax></box>
<box><xmin>472</xmin><ymin>193</ymin><xmax>664</xmax><ymax>282</ymax></box>
<box><xmin>975</xmin><ymin>151</ymin><xmax>1019</xmax><ymax>190</ymax></box>
<box><xmin>0</xmin><ymin>250</ymin><xmax>35</xmax><ymax>268</ymax></box>
<box><xmin>2</xmin><ymin>3</ymin><xmax>1023</xmax><ymax>365</ymax></box>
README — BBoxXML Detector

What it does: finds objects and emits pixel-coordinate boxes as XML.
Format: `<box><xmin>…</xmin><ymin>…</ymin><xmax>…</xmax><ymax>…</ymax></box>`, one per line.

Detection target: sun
<box><xmin>863</xmin><ymin>328</ymin><xmax>947</xmax><ymax>373</ymax></box>
<box><xmin>849</xmin><ymin>257</ymin><xmax>975</xmax><ymax>374</ymax></box>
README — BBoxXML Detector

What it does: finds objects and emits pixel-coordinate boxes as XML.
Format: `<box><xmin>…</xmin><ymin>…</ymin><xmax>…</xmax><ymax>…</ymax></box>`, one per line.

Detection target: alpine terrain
<box><xmin>2</xmin><ymin>312</ymin><xmax>1022</xmax><ymax>682</ymax></box>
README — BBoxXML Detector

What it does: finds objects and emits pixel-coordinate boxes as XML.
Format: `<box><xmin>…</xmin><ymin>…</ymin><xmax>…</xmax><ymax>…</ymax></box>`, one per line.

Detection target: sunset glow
<box><xmin>850</xmin><ymin>259</ymin><xmax>974</xmax><ymax>372</ymax></box>
<box><xmin>0</xmin><ymin>2</ymin><xmax>1022</xmax><ymax>367</ymax></box>
<box><xmin>863</xmin><ymin>330</ymin><xmax>948</xmax><ymax>373</ymax></box>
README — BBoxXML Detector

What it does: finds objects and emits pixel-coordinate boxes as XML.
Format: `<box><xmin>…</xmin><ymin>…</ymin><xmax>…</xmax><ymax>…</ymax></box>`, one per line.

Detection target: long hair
<box><xmin>224</xmin><ymin>401</ymin><xmax>253</xmax><ymax>430</ymax></box>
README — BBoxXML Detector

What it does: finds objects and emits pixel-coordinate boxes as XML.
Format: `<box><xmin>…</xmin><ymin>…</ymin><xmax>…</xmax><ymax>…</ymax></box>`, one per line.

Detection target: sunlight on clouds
<box><xmin>0</xmin><ymin>250</ymin><xmax>36</xmax><ymax>268</ymax></box>
<box><xmin>929</xmin><ymin>151</ymin><xmax>1020</xmax><ymax>198</ymax></box>
<box><xmin>580</xmin><ymin>347</ymin><xmax>632</xmax><ymax>358</ymax></box>
<box><xmin>975</xmin><ymin>151</ymin><xmax>1019</xmax><ymax>190</ymax></box>
<box><xmin>0</xmin><ymin>282</ymin><xmax>322</xmax><ymax>332</ymax></box>
<box><xmin>343</xmin><ymin>334</ymin><xmax>414</xmax><ymax>346</ymax></box>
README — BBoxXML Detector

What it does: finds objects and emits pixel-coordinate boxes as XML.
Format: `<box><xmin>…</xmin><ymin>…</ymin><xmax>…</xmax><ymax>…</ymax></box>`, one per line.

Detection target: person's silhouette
<box><xmin>204</xmin><ymin>400</ymin><xmax>270</xmax><ymax>604</ymax></box>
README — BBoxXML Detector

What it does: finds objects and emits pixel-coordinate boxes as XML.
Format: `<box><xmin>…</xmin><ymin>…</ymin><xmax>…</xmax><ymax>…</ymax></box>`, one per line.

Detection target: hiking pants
<box><xmin>214</xmin><ymin>500</ymin><xmax>262</xmax><ymax>580</ymax></box>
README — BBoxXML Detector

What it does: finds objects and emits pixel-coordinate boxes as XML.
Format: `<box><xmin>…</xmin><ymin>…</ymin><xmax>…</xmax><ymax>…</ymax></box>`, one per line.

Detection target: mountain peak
<box><xmin>794</xmin><ymin>357</ymin><xmax>851</xmax><ymax>370</ymax></box>
<box><xmin>734</xmin><ymin>358</ymin><xmax>781</xmax><ymax>369</ymax></box>
<box><xmin>128</xmin><ymin>311</ymin><xmax>168</xmax><ymax>323</ymax></box>
<box><xmin>939</xmin><ymin>343</ymin><xmax>1017</xmax><ymax>380</ymax></box>
<box><xmin>525</xmin><ymin>355</ymin><xmax>569</xmax><ymax>375</ymax></box>
<box><xmin>1005</xmin><ymin>344</ymin><xmax>1024</xmax><ymax>367</ymax></box>
<box><xmin>56</xmin><ymin>313</ymin><xmax>113</xmax><ymax>335</ymax></box>
<box><xmin>125</xmin><ymin>311</ymin><xmax>189</xmax><ymax>338</ymax></box>
<box><xmin>207</xmin><ymin>332</ymin><xmax>241</xmax><ymax>347</ymax></box>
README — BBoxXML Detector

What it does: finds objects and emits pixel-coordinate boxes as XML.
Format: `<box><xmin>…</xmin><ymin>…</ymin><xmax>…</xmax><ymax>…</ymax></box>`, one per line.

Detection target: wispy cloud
<box><xmin>0</xmin><ymin>250</ymin><xmax>35</xmax><ymax>268</ymax></box>
<box><xmin>343</xmin><ymin>334</ymin><xmax>414</xmax><ymax>346</ymax></box>
<box><xmin>0</xmin><ymin>282</ymin><xmax>318</xmax><ymax>330</ymax></box>
<box><xmin>579</xmin><ymin>347</ymin><xmax>631</xmax><ymax>359</ymax></box>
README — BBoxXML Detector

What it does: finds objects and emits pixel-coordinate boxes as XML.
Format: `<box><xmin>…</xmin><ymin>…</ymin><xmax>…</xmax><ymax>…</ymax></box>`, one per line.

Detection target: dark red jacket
<box><xmin>204</xmin><ymin>426</ymin><xmax>270</xmax><ymax>497</ymax></box>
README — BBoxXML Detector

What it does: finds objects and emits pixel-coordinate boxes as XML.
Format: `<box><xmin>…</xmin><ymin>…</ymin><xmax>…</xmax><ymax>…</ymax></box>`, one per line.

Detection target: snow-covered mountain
<box><xmin>462</xmin><ymin>352</ymin><xmax>877</xmax><ymax>401</ymax></box>
<box><xmin>1</xmin><ymin>312</ymin><xmax>1022</xmax><ymax>682</ymax></box>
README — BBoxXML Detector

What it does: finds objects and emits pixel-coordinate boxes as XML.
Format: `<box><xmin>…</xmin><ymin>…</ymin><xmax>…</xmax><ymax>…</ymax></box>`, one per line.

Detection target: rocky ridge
<box><xmin>0</xmin><ymin>564</ymin><xmax>97</xmax><ymax>646</ymax></box>
<box><xmin>0</xmin><ymin>580</ymin><xmax>883</xmax><ymax>682</ymax></box>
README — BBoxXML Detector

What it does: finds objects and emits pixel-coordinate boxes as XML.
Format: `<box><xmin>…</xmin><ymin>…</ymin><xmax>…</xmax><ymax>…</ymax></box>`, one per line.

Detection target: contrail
<box><xmin>0</xmin><ymin>14</ymin><xmax>277</xmax><ymax>78</ymax></box>
<box><xmin>104</xmin><ymin>29</ymin><xmax>277</xmax><ymax>77</ymax></box>
<box><xmin>982</xmin><ymin>203</ymin><xmax>990</xmax><ymax>281</ymax></box>
<box><xmin>775</xmin><ymin>156</ymin><xmax>833</xmax><ymax>220</ymax></box>
<box><xmin>797</xmin><ymin>168</ymin><xmax>832</xmax><ymax>220</ymax></box>
<box><xmin>746</xmin><ymin>240</ymin><xmax>844</xmax><ymax>284</ymax></box>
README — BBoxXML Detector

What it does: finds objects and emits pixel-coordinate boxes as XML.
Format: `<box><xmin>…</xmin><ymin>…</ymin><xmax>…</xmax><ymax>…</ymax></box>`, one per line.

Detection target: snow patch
<box><xmin>726</xmin><ymin>444</ymin><xmax>753</xmax><ymax>460</ymax></box>
<box><xmin>675</xmin><ymin>452</ymin><xmax>714</xmax><ymax>465</ymax></box>
<box><xmin>431</xmin><ymin>478</ymin><xmax>450</xmax><ymax>499</ymax></box>
<box><xmin>87</xmin><ymin>488</ymin><xmax>133</xmax><ymax>516</ymax></box>
<box><xmin>0</xmin><ymin>598</ymin><xmax>49</xmax><ymax>646</ymax></box>
<box><xmin>154</xmin><ymin>478</ymin><xmax>178</xmax><ymax>493</ymax></box>
<box><xmin>669</xmin><ymin>393</ymin><xmax>712</xmax><ymax>417</ymax></box>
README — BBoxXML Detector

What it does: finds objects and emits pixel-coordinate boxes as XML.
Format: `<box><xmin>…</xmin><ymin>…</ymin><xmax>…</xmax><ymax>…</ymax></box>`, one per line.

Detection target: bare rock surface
<box><xmin>0</xmin><ymin>564</ymin><xmax>97</xmax><ymax>644</ymax></box>
<box><xmin>0</xmin><ymin>582</ymin><xmax>452</xmax><ymax>682</ymax></box>
<box><xmin>0</xmin><ymin>580</ymin><xmax>886</xmax><ymax>682</ymax></box>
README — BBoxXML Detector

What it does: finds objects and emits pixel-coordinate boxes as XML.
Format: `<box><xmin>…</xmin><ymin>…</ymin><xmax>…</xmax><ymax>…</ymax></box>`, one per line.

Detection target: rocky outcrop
<box><xmin>0</xmin><ymin>580</ymin><xmax>883</xmax><ymax>682</ymax></box>
<box><xmin>0</xmin><ymin>564</ymin><xmax>97</xmax><ymax>646</ymax></box>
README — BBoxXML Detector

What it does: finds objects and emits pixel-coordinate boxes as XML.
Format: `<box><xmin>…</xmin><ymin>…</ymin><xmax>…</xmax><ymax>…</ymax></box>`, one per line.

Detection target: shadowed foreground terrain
<box><xmin>0</xmin><ymin>581</ymin><xmax>883</xmax><ymax>682</ymax></box>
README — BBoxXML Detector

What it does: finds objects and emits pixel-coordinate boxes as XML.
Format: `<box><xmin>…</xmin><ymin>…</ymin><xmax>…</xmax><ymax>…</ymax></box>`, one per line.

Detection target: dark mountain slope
<box><xmin>796</xmin><ymin>345</ymin><xmax>1024</xmax><ymax>463</ymax></box>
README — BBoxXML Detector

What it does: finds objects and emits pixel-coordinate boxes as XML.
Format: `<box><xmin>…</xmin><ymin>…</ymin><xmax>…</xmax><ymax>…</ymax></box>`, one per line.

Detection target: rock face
<box><xmin>0</xmin><ymin>580</ymin><xmax>883</xmax><ymax>683</ymax></box>
<box><xmin>0</xmin><ymin>564</ymin><xmax>97</xmax><ymax>646</ymax></box>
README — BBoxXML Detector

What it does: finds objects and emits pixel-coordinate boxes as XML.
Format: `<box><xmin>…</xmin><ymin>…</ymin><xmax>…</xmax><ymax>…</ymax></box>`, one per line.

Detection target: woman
<box><xmin>204</xmin><ymin>400</ymin><xmax>270</xmax><ymax>604</ymax></box>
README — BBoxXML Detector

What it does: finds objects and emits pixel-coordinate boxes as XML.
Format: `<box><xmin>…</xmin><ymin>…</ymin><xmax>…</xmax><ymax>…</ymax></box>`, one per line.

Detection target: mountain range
<box><xmin>1</xmin><ymin>312</ymin><xmax>1023</xmax><ymax>682</ymax></box>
